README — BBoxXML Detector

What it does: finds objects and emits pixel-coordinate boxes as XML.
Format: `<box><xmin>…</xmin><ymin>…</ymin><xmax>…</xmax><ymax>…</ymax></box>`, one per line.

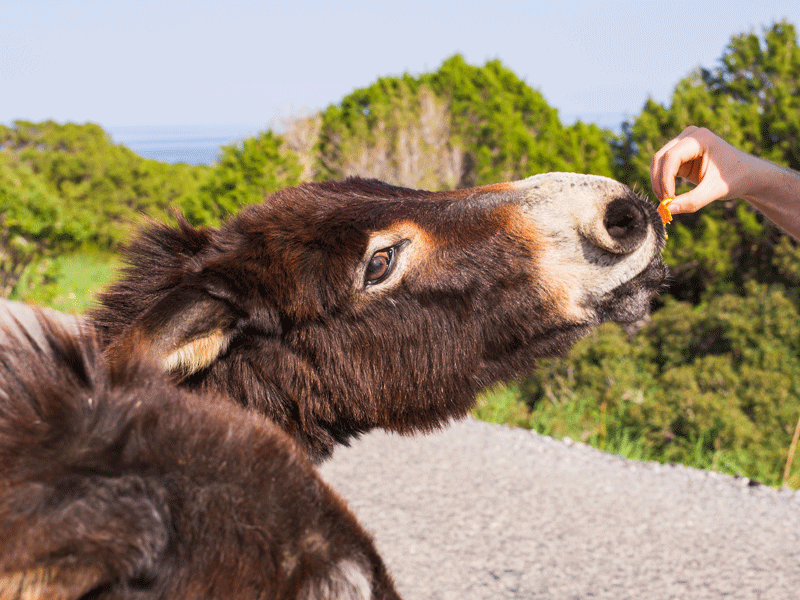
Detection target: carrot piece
<box><xmin>658</xmin><ymin>198</ymin><xmax>673</xmax><ymax>239</ymax></box>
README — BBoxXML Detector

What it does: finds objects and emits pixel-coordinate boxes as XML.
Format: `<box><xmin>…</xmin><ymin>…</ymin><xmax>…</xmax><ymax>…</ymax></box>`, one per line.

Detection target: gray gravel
<box><xmin>319</xmin><ymin>416</ymin><xmax>800</xmax><ymax>600</ymax></box>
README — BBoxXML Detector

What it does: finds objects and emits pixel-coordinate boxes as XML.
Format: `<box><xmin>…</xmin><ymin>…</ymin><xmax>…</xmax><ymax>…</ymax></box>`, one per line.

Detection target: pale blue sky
<box><xmin>2</xmin><ymin>0</ymin><xmax>800</xmax><ymax>131</ymax></box>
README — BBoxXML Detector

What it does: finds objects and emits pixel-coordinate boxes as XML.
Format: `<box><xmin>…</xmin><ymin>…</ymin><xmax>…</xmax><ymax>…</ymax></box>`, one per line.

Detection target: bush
<box><xmin>0</xmin><ymin>121</ymin><xmax>208</xmax><ymax>249</ymax></box>
<box><xmin>0</xmin><ymin>157</ymin><xmax>90</xmax><ymax>298</ymax></box>
<box><xmin>190</xmin><ymin>131</ymin><xmax>302</xmax><ymax>225</ymax></box>
<box><xmin>482</xmin><ymin>282</ymin><xmax>800</xmax><ymax>487</ymax></box>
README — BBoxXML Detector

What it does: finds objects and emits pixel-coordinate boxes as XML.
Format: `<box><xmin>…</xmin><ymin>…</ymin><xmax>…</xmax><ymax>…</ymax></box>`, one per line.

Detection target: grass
<box><xmin>48</xmin><ymin>252</ymin><xmax>120</xmax><ymax>313</ymax></box>
<box><xmin>13</xmin><ymin>251</ymin><xmax>119</xmax><ymax>313</ymax></box>
<box><xmin>473</xmin><ymin>383</ymin><xmax>656</xmax><ymax>464</ymax></box>
<box><xmin>473</xmin><ymin>383</ymin><xmax>780</xmax><ymax>485</ymax></box>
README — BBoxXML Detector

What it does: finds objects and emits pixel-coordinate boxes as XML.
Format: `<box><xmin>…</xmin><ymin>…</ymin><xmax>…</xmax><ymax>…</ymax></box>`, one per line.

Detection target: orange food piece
<box><xmin>658</xmin><ymin>198</ymin><xmax>673</xmax><ymax>239</ymax></box>
<box><xmin>658</xmin><ymin>197</ymin><xmax>673</xmax><ymax>225</ymax></box>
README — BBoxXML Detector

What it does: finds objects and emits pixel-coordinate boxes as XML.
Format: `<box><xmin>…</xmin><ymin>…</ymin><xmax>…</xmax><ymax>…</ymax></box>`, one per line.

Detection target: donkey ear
<box><xmin>107</xmin><ymin>286</ymin><xmax>239</xmax><ymax>376</ymax></box>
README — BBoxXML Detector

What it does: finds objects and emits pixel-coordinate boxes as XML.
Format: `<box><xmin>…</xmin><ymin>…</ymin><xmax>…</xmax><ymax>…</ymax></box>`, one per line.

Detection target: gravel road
<box><xmin>319</xmin><ymin>416</ymin><xmax>800</xmax><ymax>600</ymax></box>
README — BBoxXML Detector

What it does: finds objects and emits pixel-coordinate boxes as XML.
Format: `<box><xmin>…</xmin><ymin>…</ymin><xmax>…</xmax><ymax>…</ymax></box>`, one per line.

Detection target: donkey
<box><xmin>0</xmin><ymin>313</ymin><xmax>401</xmax><ymax>600</ymax></box>
<box><xmin>87</xmin><ymin>173</ymin><xmax>667</xmax><ymax>462</ymax></box>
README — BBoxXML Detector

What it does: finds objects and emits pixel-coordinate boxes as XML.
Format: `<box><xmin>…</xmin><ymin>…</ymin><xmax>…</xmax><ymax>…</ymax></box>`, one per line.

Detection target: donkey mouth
<box><xmin>593</xmin><ymin>254</ymin><xmax>668</xmax><ymax>323</ymax></box>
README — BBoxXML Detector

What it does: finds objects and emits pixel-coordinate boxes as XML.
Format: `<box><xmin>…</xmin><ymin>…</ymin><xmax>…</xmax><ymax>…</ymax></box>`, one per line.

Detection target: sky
<box><xmin>2</xmin><ymin>0</ymin><xmax>800</xmax><ymax>135</ymax></box>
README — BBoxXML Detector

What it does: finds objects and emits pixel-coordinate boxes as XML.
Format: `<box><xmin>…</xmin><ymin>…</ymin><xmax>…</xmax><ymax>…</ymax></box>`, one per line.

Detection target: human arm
<box><xmin>650</xmin><ymin>126</ymin><xmax>800</xmax><ymax>240</ymax></box>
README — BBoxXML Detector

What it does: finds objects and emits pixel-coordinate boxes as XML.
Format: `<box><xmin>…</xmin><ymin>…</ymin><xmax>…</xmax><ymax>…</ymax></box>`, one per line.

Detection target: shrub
<box><xmin>493</xmin><ymin>283</ymin><xmax>800</xmax><ymax>487</ymax></box>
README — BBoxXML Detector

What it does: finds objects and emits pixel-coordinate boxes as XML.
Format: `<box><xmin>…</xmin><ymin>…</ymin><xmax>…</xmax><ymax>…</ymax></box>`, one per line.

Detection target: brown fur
<box><xmin>0</xmin><ymin>314</ymin><xmax>400</xmax><ymax>600</ymax></box>
<box><xmin>90</xmin><ymin>176</ymin><xmax>666</xmax><ymax>461</ymax></box>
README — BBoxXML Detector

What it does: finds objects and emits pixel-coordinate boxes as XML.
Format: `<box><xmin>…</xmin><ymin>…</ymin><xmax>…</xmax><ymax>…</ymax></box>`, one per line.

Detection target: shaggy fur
<box><xmin>0</xmin><ymin>314</ymin><xmax>400</xmax><ymax>600</ymax></box>
<box><xmin>90</xmin><ymin>176</ymin><xmax>666</xmax><ymax>462</ymax></box>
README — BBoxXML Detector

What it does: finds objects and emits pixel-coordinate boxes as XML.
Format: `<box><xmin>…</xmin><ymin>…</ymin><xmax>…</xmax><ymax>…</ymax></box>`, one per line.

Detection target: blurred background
<box><xmin>3</xmin><ymin>0</ymin><xmax>800</xmax><ymax>487</ymax></box>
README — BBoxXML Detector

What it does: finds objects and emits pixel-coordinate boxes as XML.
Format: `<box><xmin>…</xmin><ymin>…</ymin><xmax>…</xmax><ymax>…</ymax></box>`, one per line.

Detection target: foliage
<box><xmin>502</xmin><ymin>283</ymin><xmax>800</xmax><ymax>487</ymax></box>
<box><xmin>315</xmin><ymin>74</ymin><xmax>464</xmax><ymax>188</ymax></box>
<box><xmin>189</xmin><ymin>131</ymin><xmax>303</xmax><ymax>225</ymax></box>
<box><xmin>424</xmin><ymin>56</ymin><xmax>616</xmax><ymax>185</ymax></box>
<box><xmin>0</xmin><ymin>156</ymin><xmax>89</xmax><ymax>298</ymax></box>
<box><xmin>0</xmin><ymin>120</ymin><xmax>209</xmax><ymax>249</ymax></box>
<box><xmin>315</xmin><ymin>55</ymin><xmax>616</xmax><ymax>189</ymax></box>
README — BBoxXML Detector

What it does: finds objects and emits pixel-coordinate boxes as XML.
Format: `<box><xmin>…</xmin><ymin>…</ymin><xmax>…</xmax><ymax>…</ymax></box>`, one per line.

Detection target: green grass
<box><xmin>13</xmin><ymin>251</ymin><xmax>120</xmax><ymax>313</ymax></box>
<box><xmin>48</xmin><ymin>252</ymin><xmax>120</xmax><ymax>313</ymax></box>
<box><xmin>473</xmin><ymin>384</ymin><xmax>777</xmax><ymax>485</ymax></box>
<box><xmin>474</xmin><ymin>384</ymin><xmax>653</xmax><ymax>463</ymax></box>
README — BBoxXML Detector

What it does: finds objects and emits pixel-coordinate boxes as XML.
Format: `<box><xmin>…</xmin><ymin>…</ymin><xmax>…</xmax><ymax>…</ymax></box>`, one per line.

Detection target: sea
<box><xmin>106</xmin><ymin>113</ymin><xmax>626</xmax><ymax>166</ymax></box>
<box><xmin>106</xmin><ymin>123</ymin><xmax>267</xmax><ymax>166</ymax></box>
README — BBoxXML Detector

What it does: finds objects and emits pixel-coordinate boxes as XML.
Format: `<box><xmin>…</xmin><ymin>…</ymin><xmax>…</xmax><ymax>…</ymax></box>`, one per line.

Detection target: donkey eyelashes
<box><xmin>365</xmin><ymin>248</ymin><xmax>394</xmax><ymax>286</ymax></box>
<box><xmin>363</xmin><ymin>240</ymin><xmax>410</xmax><ymax>288</ymax></box>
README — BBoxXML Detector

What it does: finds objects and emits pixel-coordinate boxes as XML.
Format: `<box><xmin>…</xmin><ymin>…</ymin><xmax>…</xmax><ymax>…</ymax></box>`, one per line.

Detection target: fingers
<box><xmin>650</xmin><ymin>126</ymin><xmax>700</xmax><ymax>200</ymax></box>
<box><xmin>650</xmin><ymin>141</ymin><xmax>675</xmax><ymax>200</ymax></box>
<box><xmin>651</xmin><ymin>126</ymin><xmax>732</xmax><ymax>215</ymax></box>
<box><xmin>669</xmin><ymin>183</ymin><xmax>723</xmax><ymax>215</ymax></box>
<box><xmin>661</xmin><ymin>135</ymin><xmax>704</xmax><ymax>184</ymax></box>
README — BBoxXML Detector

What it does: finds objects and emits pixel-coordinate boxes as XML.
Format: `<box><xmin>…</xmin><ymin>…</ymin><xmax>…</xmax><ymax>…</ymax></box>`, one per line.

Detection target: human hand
<box><xmin>650</xmin><ymin>126</ymin><xmax>756</xmax><ymax>215</ymax></box>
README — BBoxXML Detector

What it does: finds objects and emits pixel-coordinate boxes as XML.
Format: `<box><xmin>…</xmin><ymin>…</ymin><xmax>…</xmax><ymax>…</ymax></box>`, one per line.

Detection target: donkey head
<box><xmin>93</xmin><ymin>174</ymin><xmax>666</xmax><ymax>461</ymax></box>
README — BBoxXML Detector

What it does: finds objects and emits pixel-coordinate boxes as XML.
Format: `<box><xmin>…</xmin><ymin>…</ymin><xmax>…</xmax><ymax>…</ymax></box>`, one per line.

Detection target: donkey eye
<box><xmin>365</xmin><ymin>248</ymin><xmax>394</xmax><ymax>286</ymax></box>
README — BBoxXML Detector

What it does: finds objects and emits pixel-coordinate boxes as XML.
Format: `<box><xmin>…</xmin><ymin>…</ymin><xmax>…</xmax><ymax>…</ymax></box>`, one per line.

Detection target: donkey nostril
<box><xmin>607</xmin><ymin>215</ymin><xmax>635</xmax><ymax>238</ymax></box>
<box><xmin>603</xmin><ymin>197</ymin><xmax>647</xmax><ymax>251</ymax></box>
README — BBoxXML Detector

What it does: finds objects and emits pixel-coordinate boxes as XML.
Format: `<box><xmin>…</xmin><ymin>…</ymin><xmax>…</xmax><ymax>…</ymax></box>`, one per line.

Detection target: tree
<box><xmin>281</xmin><ymin>114</ymin><xmax>322</xmax><ymax>183</ymax></box>
<box><xmin>0</xmin><ymin>157</ymin><xmax>88</xmax><ymax>298</ymax></box>
<box><xmin>315</xmin><ymin>73</ymin><xmax>464</xmax><ymax>189</ymax></box>
<box><xmin>424</xmin><ymin>55</ymin><xmax>616</xmax><ymax>186</ymax></box>
<box><xmin>0</xmin><ymin>121</ymin><xmax>208</xmax><ymax>249</ymax></box>
<box><xmin>191</xmin><ymin>131</ymin><xmax>302</xmax><ymax>225</ymax></box>
<box><xmin>315</xmin><ymin>55</ymin><xmax>616</xmax><ymax>190</ymax></box>
<box><xmin>517</xmin><ymin>282</ymin><xmax>800</xmax><ymax>487</ymax></box>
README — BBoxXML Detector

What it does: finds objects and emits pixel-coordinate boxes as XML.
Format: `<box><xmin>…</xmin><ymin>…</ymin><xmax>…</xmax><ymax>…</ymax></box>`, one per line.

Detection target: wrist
<box><xmin>737</xmin><ymin>154</ymin><xmax>781</xmax><ymax>203</ymax></box>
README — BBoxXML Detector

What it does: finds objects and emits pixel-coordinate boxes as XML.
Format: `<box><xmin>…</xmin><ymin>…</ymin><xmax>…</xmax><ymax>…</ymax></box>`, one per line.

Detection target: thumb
<box><xmin>669</xmin><ymin>179</ymin><xmax>729</xmax><ymax>215</ymax></box>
